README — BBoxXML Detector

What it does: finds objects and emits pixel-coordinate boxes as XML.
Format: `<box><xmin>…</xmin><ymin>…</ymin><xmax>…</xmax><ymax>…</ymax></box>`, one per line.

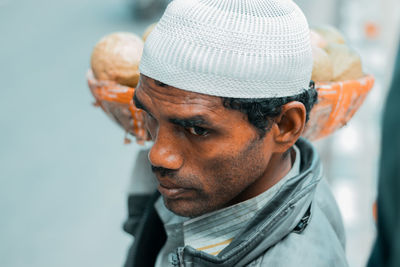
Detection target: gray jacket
<box><xmin>124</xmin><ymin>138</ymin><xmax>348</xmax><ymax>267</ymax></box>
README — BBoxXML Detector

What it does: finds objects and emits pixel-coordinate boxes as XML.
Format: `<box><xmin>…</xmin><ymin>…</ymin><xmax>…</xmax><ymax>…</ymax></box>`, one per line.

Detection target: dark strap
<box><xmin>124</xmin><ymin>192</ymin><xmax>167</xmax><ymax>267</ymax></box>
<box><xmin>123</xmin><ymin>194</ymin><xmax>154</xmax><ymax>236</ymax></box>
<box><xmin>292</xmin><ymin>203</ymin><xmax>312</xmax><ymax>234</ymax></box>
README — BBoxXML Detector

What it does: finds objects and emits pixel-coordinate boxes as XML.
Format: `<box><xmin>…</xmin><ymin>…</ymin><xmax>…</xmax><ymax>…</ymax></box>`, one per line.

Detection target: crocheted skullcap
<box><xmin>139</xmin><ymin>0</ymin><xmax>312</xmax><ymax>98</ymax></box>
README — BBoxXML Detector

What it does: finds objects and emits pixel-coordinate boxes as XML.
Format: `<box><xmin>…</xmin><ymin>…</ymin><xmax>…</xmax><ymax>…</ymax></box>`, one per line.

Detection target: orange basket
<box><xmin>87</xmin><ymin>70</ymin><xmax>149</xmax><ymax>144</ymax></box>
<box><xmin>87</xmin><ymin>70</ymin><xmax>374</xmax><ymax>143</ymax></box>
<box><xmin>303</xmin><ymin>75</ymin><xmax>374</xmax><ymax>140</ymax></box>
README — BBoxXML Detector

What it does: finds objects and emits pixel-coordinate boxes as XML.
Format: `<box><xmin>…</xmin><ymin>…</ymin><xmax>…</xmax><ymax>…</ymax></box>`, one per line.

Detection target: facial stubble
<box><xmin>163</xmin><ymin>136</ymin><xmax>268</xmax><ymax>218</ymax></box>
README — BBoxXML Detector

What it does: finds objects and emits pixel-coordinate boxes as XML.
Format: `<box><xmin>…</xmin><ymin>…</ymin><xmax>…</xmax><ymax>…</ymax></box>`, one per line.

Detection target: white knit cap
<box><xmin>139</xmin><ymin>0</ymin><xmax>312</xmax><ymax>98</ymax></box>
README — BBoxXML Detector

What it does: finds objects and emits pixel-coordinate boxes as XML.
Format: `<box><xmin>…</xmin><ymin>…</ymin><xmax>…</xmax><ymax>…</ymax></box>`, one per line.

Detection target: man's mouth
<box><xmin>158</xmin><ymin>182</ymin><xmax>191</xmax><ymax>199</ymax></box>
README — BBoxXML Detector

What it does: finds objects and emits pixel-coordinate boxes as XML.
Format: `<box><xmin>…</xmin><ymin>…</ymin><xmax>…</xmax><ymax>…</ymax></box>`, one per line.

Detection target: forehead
<box><xmin>135</xmin><ymin>75</ymin><xmax>224</xmax><ymax>114</ymax></box>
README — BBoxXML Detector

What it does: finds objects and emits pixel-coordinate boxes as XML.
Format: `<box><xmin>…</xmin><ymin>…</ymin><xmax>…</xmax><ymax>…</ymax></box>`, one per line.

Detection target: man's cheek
<box><xmin>207</xmin><ymin>158</ymin><xmax>237</xmax><ymax>183</ymax></box>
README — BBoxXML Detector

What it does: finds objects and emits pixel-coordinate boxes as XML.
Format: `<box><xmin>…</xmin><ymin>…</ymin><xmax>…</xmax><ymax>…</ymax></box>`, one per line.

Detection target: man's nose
<box><xmin>148</xmin><ymin>126</ymin><xmax>184</xmax><ymax>171</ymax></box>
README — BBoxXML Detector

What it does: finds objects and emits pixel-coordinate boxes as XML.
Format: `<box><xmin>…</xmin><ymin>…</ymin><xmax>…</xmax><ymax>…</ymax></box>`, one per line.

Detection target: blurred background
<box><xmin>0</xmin><ymin>0</ymin><xmax>399</xmax><ymax>266</ymax></box>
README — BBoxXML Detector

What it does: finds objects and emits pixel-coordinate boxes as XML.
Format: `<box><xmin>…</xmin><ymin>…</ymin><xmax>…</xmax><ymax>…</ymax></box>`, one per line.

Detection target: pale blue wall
<box><xmin>0</xmin><ymin>0</ymin><xmax>157</xmax><ymax>266</ymax></box>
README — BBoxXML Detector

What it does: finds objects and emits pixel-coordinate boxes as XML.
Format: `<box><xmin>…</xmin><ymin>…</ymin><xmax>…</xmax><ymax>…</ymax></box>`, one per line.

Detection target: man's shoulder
<box><xmin>248</xmin><ymin>179</ymin><xmax>348</xmax><ymax>267</ymax></box>
<box><xmin>248</xmin><ymin>192</ymin><xmax>348</xmax><ymax>267</ymax></box>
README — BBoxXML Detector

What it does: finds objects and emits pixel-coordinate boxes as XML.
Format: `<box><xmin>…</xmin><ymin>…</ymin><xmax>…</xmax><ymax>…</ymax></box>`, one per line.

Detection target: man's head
<box><xmin>135</xmin><ymin>0</ymin><xmax>315</xmax><ymax>217</ymax></box>
<box><xmin>134</xmin><ymin>76</ymin><xmax>316</xmax><ymax>217</ymax></box>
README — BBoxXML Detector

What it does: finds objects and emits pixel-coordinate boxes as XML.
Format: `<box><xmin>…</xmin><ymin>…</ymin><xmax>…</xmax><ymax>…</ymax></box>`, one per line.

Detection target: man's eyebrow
<box><xmin>133</xmin><ymin>93</ymin><xmax>150</xmax><ymax>114</ymax></box>
<box><xmin>169</xmin><ymin>116</ymin><xmax>212</xmax><ymax>128</ymax></box>
<box><xmin>134</xmin><ymin>93</ymin><xmax>214</xmax><ymax>127</ymax></box>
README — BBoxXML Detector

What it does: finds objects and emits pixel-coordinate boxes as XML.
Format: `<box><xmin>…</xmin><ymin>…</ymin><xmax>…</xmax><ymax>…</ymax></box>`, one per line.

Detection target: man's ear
<box><xmin>270</xmin><ymin>101</ymin><xmax>306</xmax><ymax>153</ymax></box>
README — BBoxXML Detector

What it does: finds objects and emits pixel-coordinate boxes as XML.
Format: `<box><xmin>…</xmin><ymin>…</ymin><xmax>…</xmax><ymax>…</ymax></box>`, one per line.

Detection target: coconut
<box><xmin>91</xmin><ymin>32</ymin><xmax>144</xmax><ymax>88</ymax></box>
<box><xmin>311</xmin><ymin>46</ymin><xmax>333</xmax><ymax>82</ymax></box>
<box><xmin>310</xmin><ymin>30</ymin><xmax>327</xmax><ymax>49</ymax></box>
<box><xmin>324</xmin><ymin>43</ymin><xmax>363</xmax><ymax>81</ymax></box>
<box><xmin>313</xmin><ymin>25</ymin><xmax>346</xmax><ymax>44</ymax></box>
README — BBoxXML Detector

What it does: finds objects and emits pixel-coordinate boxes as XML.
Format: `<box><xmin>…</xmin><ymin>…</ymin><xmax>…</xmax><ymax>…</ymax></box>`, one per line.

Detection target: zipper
<box><xmin>170</xmin><ymin>247</ymin><xmax>184</xmax><ymax>267</ymax></box>
<box><xmin>177</xmin><ymin>247</ymin><xmax>185</xmax><ymax>267</ymax></box>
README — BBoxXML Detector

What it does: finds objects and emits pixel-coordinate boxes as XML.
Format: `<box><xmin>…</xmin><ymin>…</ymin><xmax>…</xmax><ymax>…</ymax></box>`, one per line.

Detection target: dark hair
<box><xmin>222</xmin><ymin>82</ymin><xmax>317</xmax><ymax>137</ymax></box>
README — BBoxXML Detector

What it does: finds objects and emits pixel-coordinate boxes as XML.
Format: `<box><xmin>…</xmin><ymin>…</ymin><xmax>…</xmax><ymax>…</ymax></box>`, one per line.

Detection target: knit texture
<box><xmin>139</xmin><ymin>0</ymin><xmax>312</xmax><ymax>98</ymax></box>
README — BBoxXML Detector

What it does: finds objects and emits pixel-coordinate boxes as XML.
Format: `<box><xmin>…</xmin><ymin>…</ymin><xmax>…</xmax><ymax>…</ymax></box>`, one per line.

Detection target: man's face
<box><xmin>134</xmin><ymin>75</ymin><xmax>278</xmax><ymax>217</ymax></box>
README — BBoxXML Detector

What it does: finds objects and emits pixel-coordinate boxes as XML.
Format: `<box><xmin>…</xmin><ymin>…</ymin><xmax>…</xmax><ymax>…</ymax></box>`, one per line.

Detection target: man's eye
<box><xmin>187</xmin><ymin>126</ymin><xmax>209</xmax><ymax>136</ymax></box>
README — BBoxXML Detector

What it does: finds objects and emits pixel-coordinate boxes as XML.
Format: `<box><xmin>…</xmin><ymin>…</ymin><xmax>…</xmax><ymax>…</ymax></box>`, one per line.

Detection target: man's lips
<box><xmin>157</xmin><ymin>182</ymin><xmax>192</xmax><ymax>199</ymax></box>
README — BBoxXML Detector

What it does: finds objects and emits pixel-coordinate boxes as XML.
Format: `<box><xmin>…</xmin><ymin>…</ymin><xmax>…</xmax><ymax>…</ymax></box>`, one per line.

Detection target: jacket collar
<box><xmin>175</xmin><ymin>138</ymin><xmax>322</xmax><ymax>266</ymax></box>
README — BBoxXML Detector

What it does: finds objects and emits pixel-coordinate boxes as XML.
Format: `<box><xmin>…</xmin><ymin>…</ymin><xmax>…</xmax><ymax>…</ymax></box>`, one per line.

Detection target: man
<box><xmin>124</xmin><ymin>0</ymin><xmax>348</xmax><ymax>266</ymax></box>
<box><xmin>368</xmin><ymin>43</ymin><xmax>400</xmax><ymax>267</ymax></box>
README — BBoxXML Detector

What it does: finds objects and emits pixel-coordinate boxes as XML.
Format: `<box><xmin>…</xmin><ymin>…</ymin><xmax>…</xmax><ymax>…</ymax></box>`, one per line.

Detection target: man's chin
<box><xmin>162</xmin><ymin>197</ymin><xmax>214</xmax><ymax>218</ymax></box>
